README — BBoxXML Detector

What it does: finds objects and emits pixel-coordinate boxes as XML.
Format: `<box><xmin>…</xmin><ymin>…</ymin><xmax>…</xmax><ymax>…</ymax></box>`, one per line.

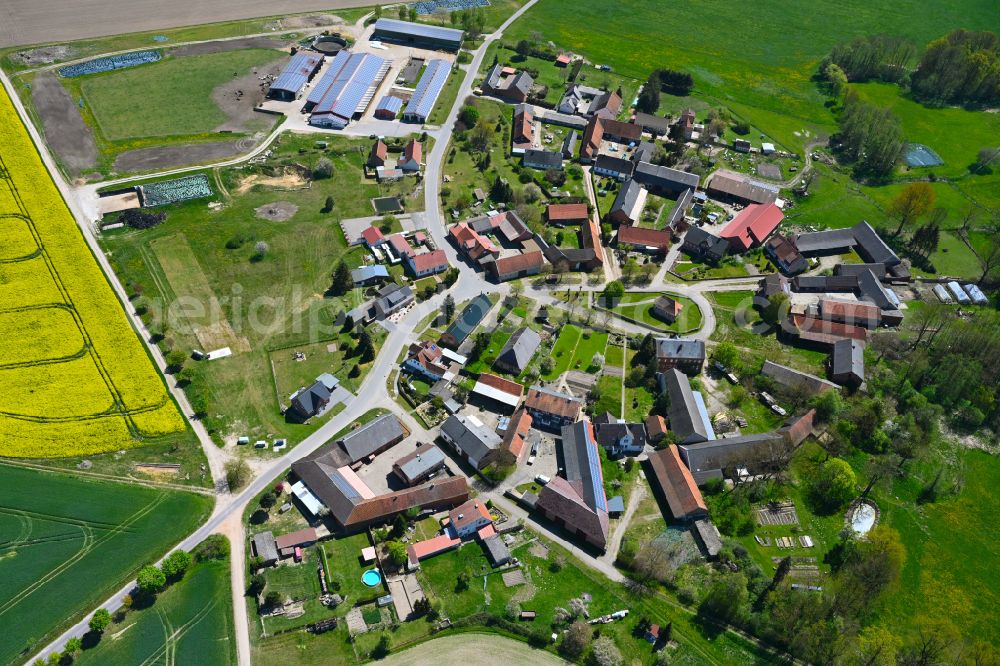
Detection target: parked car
<box><xmin>535</xmin><ymin>474</ymin><xmax>551</xmax><ymax>485</ymax></box>
<box><xmin>527</xmin><ymin>455</ymin><xmax>536</xmax><ymax>466</ymax></box>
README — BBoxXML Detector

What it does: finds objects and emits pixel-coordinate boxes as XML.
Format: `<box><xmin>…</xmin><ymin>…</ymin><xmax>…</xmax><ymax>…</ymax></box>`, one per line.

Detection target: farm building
<box><xmin>616</xmin><ymin>225</ymin><xmax>672</xmax><ymax>254</ymax></box>
<box><xmin>523</xmin><ymin>149</ymin><xmax>563</xmax><ymax>171</ymax></box>
<box><xmin>593</xmin><ymin>154</ymin><xmax>634</xmax><ymax>181</ymax></box>
<box><xmin>830</xmin><ymin>338</ymin><xmax>865</xmax><ymax>387</ymax></box>
<box><xmin>351</xmin><ymin>265</ymin><xmax>390</xmax><ymax>286</ymax></box>
<box><xmin>761</xmin><ymin>361</ymin><xmax>839</xmax><ymax>396</ymax></box>
<box><xmin>288</xmin><ymin>373</ymin><xmax>340</xmax><ymax>422</ymax></box>
<box><xmin>535</xmin><ymin>420</ymin><xmax>610</xmax><ymax>550</ymax></box>
<box><xmin>662</xmin><ymin>368</ymin><xmax>712</xmax><ymax>444</ymax></box>
<box><xmin>655</xmin><ymin>338</ymin><xmax>705</xmax><ymax>374</ymax></box>
<box><xmin>633</xmin><ymin>161</ymin><xmax>701</xmax><ymax>196</ymax></box>
<box><xmin>440</xmin><ymin>414</ymin><xmax>502</xmax><ymax>470</ymax></box>
<box><xmin>483</xmin><ymin>63</ymin><xmax>534</xmax><ymax>103</ymax></box>
<box><xmin>524</xmin><ymin>386</ymin><xmax>582</xmax><ymax>431</ymax></box>
<box><xmin>374</xmin><ymin>94</ymin><xmax>404</xmax><ymax>119</ymax></box>
<box><xmin>500</xmin><ymin>408</ymin><xmax>534</xmax><ymax>463</ymax></box>
<box><xmin>494</xmin><ymin>327</ymin><xmax>541</xmax><ymax>375</ymax></box>
<box><xmin>682</xmin><ymin>226</ymin><xmax>728</xmax><ymax>264</ymax></box>
<box><xmin>513</xmin><ymin>104</ymin><xmax>533</xmax><ymax>145</ymax></box>
<box><xmin>719</xmin><ymin>202</ymin><xmax>784</xmax><ymax>252</ymax></box>
<box><xmin>793</xmin><ymin>221</ymin><xmax>905</xmax><ymax>279</ymax></box>
<box><xmin>268</xmin><ymin>51</ymin><xmax>323</xmax><ymax>100</ymax></box>
<box><xmin>632</xmin><ymin>112</ymin><xmax>671</xmax><ymax>135</ymax></box>
<box><xmin>487</xmin><ymin>251</ymin><xmax>545</xmax><ymax>282</ymax></box>
<box><xmin>371</xmin><ymin>18</ymin><xmax>464</xmax><ymax>51</ymax></box>
<box><xmin>645</xmin><ymin>446</ymin><xmax>708</xmax><ymax>521</ymax></box>
<box><xmin>251</xmin><ymin>531</ymin><xmax>279</xmax><ymax>565</ymax></box>
<box><xmin>765</xmin><ymin>234</ymin><xmax>807</xmax><ymax>274</ymax></box>
<box><xmin>607</xmin><ymin>179</ymin><xmax>648</xmax><ymax>226</ymax></box>
<box><xmin>678</xmin><ymin>432</ymin><xmax>791</xmax><ymax>485</ymax></box>
<box><xmin>337</xmin><ymin>414</ymin><xmax>407</xmax><ymax>465</ymax></box>
<box><xmin>471</xmin><ymin>373</ymin><xmax>524</xmax><ymax>412</ymax></box>
<box><xmin>308</xmin><ymin>51</ymin><xmax>390</xmax><ymax>129</ymax></box>
<box><xmin>547</xmin><ymin>203</ymin><xmax>589</xmax><ymax>225</ymax></box>
<box><xmin>403</xmin><ymin>59</ymin><xmax>452</xmax><ymax>123</ymax></box>
<box><xmin>392</xmin><ymin>443</ymin><xmax>447</xmax><ymax>486</ymax></box>
<box><xmin>707</xmin><ymin>170</ymin><xmax>778</xmax><ymax>205</ymax></box>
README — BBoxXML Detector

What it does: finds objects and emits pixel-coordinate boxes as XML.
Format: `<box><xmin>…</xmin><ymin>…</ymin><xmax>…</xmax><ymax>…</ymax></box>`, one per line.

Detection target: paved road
<box><xmin>11</xmin><ymin>0</ymin><xmax>770</xmax><ymax>657</ymax></box>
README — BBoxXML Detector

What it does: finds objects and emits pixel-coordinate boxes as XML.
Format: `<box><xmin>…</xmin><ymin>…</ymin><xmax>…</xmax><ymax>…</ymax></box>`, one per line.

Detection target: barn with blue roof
<box><xmin>374</xmin><ymin>95</ymin><xmax>405</xmax><ymax>120</ymax></box>
<box><xmin>403</xmin><ymin>59</ymin><xmax>452</xmax><ymax>123</ymax></box>
<box><xmin>308</xmin><ymin>51</ymin><xmax>391</xmax><ymax>129</ymax></box>
<box><xmin>371</xmin><ymin>18</ymin><xmax>464</xmax><ymax>51</ymax></box>
<box><xmin>268</xmin><ymin>51</ymin><xmax>324</xmax><ymax>101</ymax></box>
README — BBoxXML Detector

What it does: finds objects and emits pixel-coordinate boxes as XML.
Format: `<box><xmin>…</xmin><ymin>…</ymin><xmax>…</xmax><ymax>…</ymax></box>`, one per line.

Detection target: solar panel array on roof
<box><xmin>403</xmin><ymin>59</ymin><xmax>451</xmax><ymax>122</ymax></box>
<box><xmin>376</xmin><ymin>95</ymin><xmax>404</xmax><ymax>114</ymax></box>
<box><xmin>271</xmin><ymin>51</ymin><xmax>323</xmax><ymax>95</ymax></box>
<box><xmin>307</xmin><ymin>50</ymin><xmax>350</xmax><ymax>104</ymax></box>
<box><xmin>309</xmin><ymin>52</ymin><xmax>389</xmax><ymax>128</ymax></box>
<box><xmin>329</xmin><ymin>469</ymin><xmax>361</xmax><ymax>501</ymax></box>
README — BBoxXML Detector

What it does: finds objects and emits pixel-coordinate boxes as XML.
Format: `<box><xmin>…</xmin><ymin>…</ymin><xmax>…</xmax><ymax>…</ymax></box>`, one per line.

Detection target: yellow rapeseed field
<box><xmin>0</xmin><ymin>85</ymin><xmax>186</xmax><ymax>457</ymax></box>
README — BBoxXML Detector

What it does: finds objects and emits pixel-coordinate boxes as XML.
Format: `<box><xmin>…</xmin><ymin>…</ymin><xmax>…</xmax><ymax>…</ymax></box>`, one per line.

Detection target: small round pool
<box><xmin>362</xmin><ymin>569</ymin><xmax>382</xmax><ymax>587</ymax></box>
<box><xmin>847</xmin><ymin>500</ymin><xmax>879</xmax><ymax>535</ymax></box>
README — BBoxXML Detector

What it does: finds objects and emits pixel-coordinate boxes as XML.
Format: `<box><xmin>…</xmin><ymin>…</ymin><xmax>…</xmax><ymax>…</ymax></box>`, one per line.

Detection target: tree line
<box><xmin>636</xmin><ymin>68</ymin><xmax>695</xmax><ymax>113</ymax></box>
<box><xmin>833</xmin><ymin>90</ymin><xmax>904</xmax><ymax>178</ymax></box>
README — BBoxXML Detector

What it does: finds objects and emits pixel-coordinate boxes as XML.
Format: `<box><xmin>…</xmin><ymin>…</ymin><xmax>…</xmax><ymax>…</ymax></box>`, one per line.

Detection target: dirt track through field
<box><xmin>29</xmin><ymin>72</ymin><xmax>98</xmax><ymax>176</ymax></box>
<box><xmin>380</xmin><ymin>633</ymin><xmax>571</xmax><ymax>666</ymax></box>
<box><xmin>0</xmin><ymin>0</ymin><xmax>373</xmax><ymax>48</ymax></box>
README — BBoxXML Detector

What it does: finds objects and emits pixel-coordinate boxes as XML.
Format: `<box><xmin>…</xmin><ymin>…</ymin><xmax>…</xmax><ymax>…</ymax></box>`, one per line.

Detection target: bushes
<box><xmin>118</xmin><ymin>208</ymin><xmax>166</xmax><ymax>230</ymax></box>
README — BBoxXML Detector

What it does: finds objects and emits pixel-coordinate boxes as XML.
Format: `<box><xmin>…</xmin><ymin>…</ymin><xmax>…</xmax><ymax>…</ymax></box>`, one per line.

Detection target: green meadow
<box><xmin>0</xmin><ymin>465</ymin><xmax>212</xmax><ymax>666</ymax></box>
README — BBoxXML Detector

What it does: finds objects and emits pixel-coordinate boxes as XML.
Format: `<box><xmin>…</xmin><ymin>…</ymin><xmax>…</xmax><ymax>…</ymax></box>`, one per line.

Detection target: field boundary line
<box><xmin>0</xmin><ymin>459</ymin><xmax>215</xmax><ymax>494</ymax></box>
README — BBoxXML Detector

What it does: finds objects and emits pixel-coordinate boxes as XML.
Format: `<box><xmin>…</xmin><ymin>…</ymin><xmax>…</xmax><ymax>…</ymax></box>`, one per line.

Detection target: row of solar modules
<box><xmin>59</xmin><ymin>50</ymin><xmax>161</xmax><ymax>78</ymax></box>
<box><xmin>403</xmin><ymin>59</ymin><xmax>452</xmax><ymax>123</ymax></box>
<box><xmin>270</xmin><ymin>51</ymin><xmax>324</xmax><ymax>95</ymax></box>
<box><xmin>414</xmin><ymin>0</ymin><xmax>490</xmax><ymax>14</ymax></box>
<box><xmin>935</xmin><ymin>282</ymin><xmax>990</xmax><ymax>305</ymax></box>
<box><xmin>138</xmin><ymin>174</ymin><xmax>213</xmax><ymax>207</ymax></box>
<box><xmin>308</xmin><ymin>51</ymin><xmax>390</xmax><ymax>128</ymax></box>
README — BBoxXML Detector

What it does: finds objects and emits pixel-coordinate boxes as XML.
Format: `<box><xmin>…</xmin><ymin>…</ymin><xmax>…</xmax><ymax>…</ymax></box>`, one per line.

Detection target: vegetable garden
<box><xmin>0</xmin><ymin>86</ymin><xmax>186</xmax><ymax>458</ymax></box>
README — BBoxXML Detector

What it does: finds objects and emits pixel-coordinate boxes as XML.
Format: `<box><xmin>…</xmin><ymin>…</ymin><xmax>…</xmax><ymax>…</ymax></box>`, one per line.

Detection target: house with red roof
<box><xmin>405</xmin><ymin>249</ymin><xmax>449</xmax><ymax>277</ymax></box>
<box><xmin>449</xmin><ymin>222</ymin><xmax>499</xmax><ymax>263</ymax></box>
<box><xmin>447</xmin><ymin>498</ymin><xmax>493</xmax><ymax>539</ymax></box>
<box><xmin>645</xmin><ymin>446</ymin><xmax>708</xmax><ymax>521</ymax></box>
<box><xmin>360</xmin><ymin>225</ymin><xmax>385</xmax><ymax>247</ymax></box>
<box><xmin>616</xmin><ymin>226</ymin><xmax>672</xmax><ymax>254</ymax></box>
<box><xmin>487</xmin><ymin>251</ymin><xmax>544</xmax><ymax>282</ymax></box>
<box><xmin>513</xmin><ymin>106</ymin><xmax>533</xmax><ymax>145</ymax></box>
<box><xmin>398</xmin><ymin>139</ymin><xmax>422</xmax><ymax>173</ymax></box>
<box><xmin>368</xmin><ymin>139</ymin><xmax>388</xmax><ymax>168</ymax></box>
<box><xmin>719</xmin><ymin>202</ymin><xmax>784</xmax><ymax>252</ymax></box>
<box><xmin>387</xmin><ymin>233</ymin><xmax>413</xmax><ymax>259</ymax></box>
<box><xmin>547</xmin><ymin>203</ymin><xmax>590</xmax><ymax>225</ymax></box>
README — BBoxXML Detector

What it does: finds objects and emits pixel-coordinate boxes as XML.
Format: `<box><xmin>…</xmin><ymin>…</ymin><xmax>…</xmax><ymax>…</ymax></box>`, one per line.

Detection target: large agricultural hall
<box><xmin>370</xmin><ymin>18</ymin><xmax>464</xmax><ymax>52</ymax></box>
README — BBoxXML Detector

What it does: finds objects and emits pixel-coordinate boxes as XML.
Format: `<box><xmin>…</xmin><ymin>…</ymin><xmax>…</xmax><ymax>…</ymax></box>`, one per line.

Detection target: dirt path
<box><xmin>600</xmin><ymin>476</ymin><xmax>646</xmax><ymax>564</ymax></box>
<box><xmin>216</xmin><ymin>511</ymin><xmax>251</xmax><ymax>666</ymax></box>
<box><xmin>29</xmin><ymin>72</ymin><xmax>97</xmax><ymax>176</ymax></box>
<box><xmin>380</xmin><ymin>633</ymin><xmax>571</xmax><ymax>666</ymax></box>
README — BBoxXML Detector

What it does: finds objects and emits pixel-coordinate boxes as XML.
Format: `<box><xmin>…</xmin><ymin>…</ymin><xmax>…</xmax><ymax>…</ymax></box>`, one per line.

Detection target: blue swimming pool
<box><xmin>362</xmin><ymin>569</ymin><xmax>382</xmax><ymax>587</ymax></box>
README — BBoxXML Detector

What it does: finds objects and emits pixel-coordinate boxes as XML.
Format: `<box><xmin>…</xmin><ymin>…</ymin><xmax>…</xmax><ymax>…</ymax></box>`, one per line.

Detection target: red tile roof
<box><xmin>477</xmin><ymin>373</ymin><xmax>524</xmax><ymax>397</ymax></box>
<box><xmin>645</xmin><ymin>415</ymin><xmax>668</xmax><ymax>441</ymax></box>
<box><xmin>547</xmin><ymin>203</ymin><xmax>589</xmax><ymax>222</ymax></box>
<box><xmin>450</xmin><ymin>222</ymin><xmax>497</xmax><ymax>260</ymax></box>
<box><xmin>502</xmin><ymin>408</ymin><xmax>533</xmax><ymax>460</ymax></box>
<box><xmin>617</xmin><ymin>225</ymin><xmax>672</xmax><ymax>250</ymax></box>
<box><xmin>410</xmin><ymin>249</ymin><xmax>448</xmax><ymax>273</ymax></box>
<box><xmin>407</xmin><ymin>533</ymin><xmax>461</xmax><ymax>561</ymax></box>
<box><xmin>274</xmin><ymin>527</ymin><xmax>318</xmax><ymax>550</ymax></box>
<box><xmin>647</xmin><ymin>446</ymin><xmax>708</xmax><ymax>520</ymax></box>
<box><xmin>720</xmin><ymin>203</ymin><xmax>784</xmax><ymax>252</ymax></box>
<box><xmin>581</xmin><ymin>116</ymin><xmax>603</xmax><ymax>160</ymax></box>
<box><xmin>819</xmin><ymin>299</ymin><xmax>881</xmax><ymax>324</ymax></box>
<box><xmin>401</xmin><ymin>139</ymin><xmax>422</xmax><ymax>165</ymax></box>
<box><xmin>361</xmin><ymin>226</ymin><xmax>385</xmax><ymax>246</ymax></box>
<box><xmin>388</xmin><ymin>233</ymin><xmax>413</xmax><ymax>257</ymax></box>
<box><xmin>791</xmin><ymin>314</ymin><xmax>869</xmax><ymax>345</ymax></box>
<box><xmin>525</xmin><ymin>387</ymin><xmax>581</xmax><ymax>420</ymax></box>
<box><xmin>514</xmin><ymin>108</ymin><xmax>533</xmax><ymax>144</ymax></box>
<box><xmin>477</xmin><ymin>524</ymin><xmax>497</xmax><ymax>540</ymax></box>
<box><xmin>582</xmin><ymin>219</ymin><xmax>604</xmax><ymax>264</ymax></box>
<box><xmin>780</xmin><ymin>409</ymin><xmax>815</xmax><ymax>447</ymax></box>
<box><xmin>449</xmin><ymin>498</ymin><xmax>492</xmax><ymax>532</ymax></box>
<box><xmin>490</xmin><ymin>251</ymin><xmax>544</xmax><ymax>279</ymax></box>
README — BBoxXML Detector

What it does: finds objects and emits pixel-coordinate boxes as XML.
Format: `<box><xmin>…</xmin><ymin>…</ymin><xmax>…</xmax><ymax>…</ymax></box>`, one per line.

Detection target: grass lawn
<box><xmin>610</xmin><ymin>292</ymin><xmax>703</xmax><ymax>333</ymax></box>
<box><xmin>78</xmin><ymin>49</ymin><xmax>284</xmax><ymax>141</ymax></box>
<box><xmin>465</xmin><ymin>329</ymin><xmax>513</xmax><ymax>375</ymax></box>
<box><xmin>502</xmin><ymin>0</ymin><xmax>997</xmax><ymax>153</ymax></box>
<box><xmin>624</xmin><ymin>384</ymin><xmax>655</xmax><ymax>423</ymax></box>
<box><xmin>0</xmin><ymin>465</ymin><xmax>213</xmax><ymax>665</ymax></box>
<box><xmin>428</xmin><ymin>68</ymin><xmax>465</xmax><ymax>126</ymax></box>
<box><xmin>593</xmin><ymin>372</ymin><xmax>623</xmax><ymax>417</ymax></box>
<box><xmin>541</xmin><ymin>324</ymin><xmax>582</xmax><ymax>380</ymax></box>
<box><xmin>709</xmin><ymin>291</ymin><xmax>829</xmax><ymax>375</ymax></box>
<box><xmin>569</xmin><ymin>329</ymin><xmax>609</xmax><ymax>374</ymax></box>
<box><xmin>100</xmin><ymin>134</ymin><xmax>416</xmax><ymax>448</ymax></box>
<box><xmin>605</xmin><ymin>343</ymin><xmax>625</xmax><ymax>368</ymax></box>
<box><xmin>75</xmin><ymin>556</ymin><xmax>233</xmax><ymax>666</ymax></box>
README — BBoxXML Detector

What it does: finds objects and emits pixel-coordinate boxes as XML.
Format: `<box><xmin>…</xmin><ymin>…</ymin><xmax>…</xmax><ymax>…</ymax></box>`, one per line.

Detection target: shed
<box><xmin>251</xmin><ymin>531</ymin><xmax>278</xmax><ymax>565</ymax></box>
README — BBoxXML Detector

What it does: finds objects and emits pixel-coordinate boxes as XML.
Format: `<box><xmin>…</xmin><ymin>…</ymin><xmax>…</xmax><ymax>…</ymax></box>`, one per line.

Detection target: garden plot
<box><xmin>754</xmin><ymin>501</ymin><xmax>800</xmax><ymax>526</ymax></box>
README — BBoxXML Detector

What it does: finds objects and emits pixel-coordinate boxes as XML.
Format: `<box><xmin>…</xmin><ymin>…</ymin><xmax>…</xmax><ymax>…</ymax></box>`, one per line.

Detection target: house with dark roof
<box><xmin>655</xmin><ymin>338</ymin><xmax>705</xmax><ymax>374</ymax></box>
<box><xmin>633</xmin><ymin>162</ymin><xmax>700</xmax><ymax>196</ymax></box>
<box><xmin>562</xmin><ymin>130</ymin><xmax>578</xmax><ymax>159</ymax></box>
<box><xmin>651</xmin><ymin>295</ymin><xmax>683</xmax><ymax>324</ymax></box>
<box><xmin>682</xmin><ymin>226</ymin><xmax>728</xmax><ymax>264</ymax></box>
<box><xmin>483</xmin><ymin>535</ymin><xmax>511</xmax><ymax>567</ymax></box>
<box><xmin>580</xmin><ymin>116</ymin><xmax>643</xmax><ymax>161</ymax></box>
<box><xmin>338</xmin><ymin>414</ymin><xmax>407</xmax><ymax>465</ymax></box>
<box><xmin>593</xmin><ymin>154</ymin><xmax>635</xmax><ymax>181</ymax></box>
<box><xmin>440</xmin><ymin>414</ymin><xmax>502</xmax><ymax>470</ymax></box>
<box><xmin>536</xmin><ymin>420</ymin><xmax>609</xmax><ymax>550</ymax></box>
<box><xmin>593</xmin><ymin>414</ymin><xmax>647</xmax><ymax>456</ymax></box>
<box><xmin>707</xmin><ymin>170</ymin><xmax>778</xmax><ymax>205</ymax></box>
<box><xmin>830</xmin><ymin>338</ymin><xmax>865</xmax><ymax>388</ymax></box>
<box><xmin>402</xmin><ymin>340</ymin><xmax>450</xmax><ymax>382</ymax></box>
<box><xmin>663</xmin><ymin>368</ymin><xmax>710</xmax><ymax>444</ymax></box>
<box><xmin>678</xmin><ymin>432</ymin><xmax>791</xmax><ymax>484</ymax></box>
<box><xmin>524</xmin><ymin>386</ymin><xmax>582</xmax><ymax>431</ymax></box>
<box><xmin>251</xmin><ymin>531</ymin><xmax>279</xmax><ymax>565</ymax></box>
<box><xmin>374</xmin><ymin>283</ymin><xmax>414</xmax><ymax>319</ymax></box>
<box><xmin>484</xmin><ymin>64</ymin><xmax>534</xmax><ymax>103</ymax></box>
<box><xmin>761</xmin><ymin>361</ymin><xmax>839</xmax><ymax>397</ymax></box>
<box><xmin>616</xmin><ymin>225</ymin><xmax>672</xmax><ymax>254</ymax></box>
<box><xmin>755</xmin><ymin>273</ymin><xmax>790</xmax><ymax>309</ymax></box>
<box><xmin>288</xmin><ymin>373</ymin><xmax>340</xmax><ymax>422</ymax></box>
<box><xmin>793</xmin><ymin>221</ymin><xmax>904</xmax><ymax>278</ymax></box>
<box><xmin>632</xmin><ymin>112</ymin><xmax>671</xmax><ymax>136</ymax></box>
<box><xmin>547</xmin><ymin>203</ymin><xmax>590</xmax><ymax>225</ymax></box>
<box><xmin>487</xmin><ymin>251</ymin><xmax>544</xmax><ymax>282</ymax></box>
<box><xmin>646</xmin><ymin>446</ymin><xmax>708</xmax><ymax>521</ymax></box>
<box><xmin>440</xmin><ymin>294</ymin><xmax>493</xmax><ymax>349</ymax></box>
<box><xmin>720</xmin><ymin>202</ymin><xmax>783</xmax><ymax>252</ymax></box>
<box><xmin>494</xmin><ymin>327</ymin><xmax>541</xmax><ymax>375</ymax></box>
<box><xmin>765</xmin><ymin>235</ymin><xmax>807</xmax><ymax>275</ymax></box>
<box><xmin>588</xmin><ymin>89</ymin><xmax>622</xmax><ymax>119</ymax></box>
<box><xmin>523</xmin><ymin>149</ymin><xmax>563</xmax><ymax>171</ymax></box>
<box><xmin>608</xmin><ymin>179</ymin><xmax>647</xmax><ymax>225</ymax></box>
<box><xmin>392</xmin><ymin>443</ymin><xmax>447</xmax><ymax>486</ymax></box>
